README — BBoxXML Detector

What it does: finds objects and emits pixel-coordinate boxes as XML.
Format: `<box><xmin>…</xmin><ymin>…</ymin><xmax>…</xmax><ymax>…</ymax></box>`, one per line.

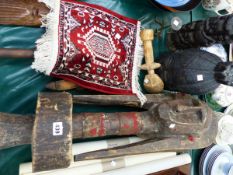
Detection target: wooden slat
<box><xmin>32</xmin><ymin>92</ymin><xmax>73</xmax><ymax>172</ymax></box>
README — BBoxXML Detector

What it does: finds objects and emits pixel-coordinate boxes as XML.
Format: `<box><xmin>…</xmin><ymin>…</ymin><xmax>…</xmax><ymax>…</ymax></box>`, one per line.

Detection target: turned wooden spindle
<box><xmin>140</xmin><ymin>29</ymin><xmax>164</xmax><ymax>93</ymax></box>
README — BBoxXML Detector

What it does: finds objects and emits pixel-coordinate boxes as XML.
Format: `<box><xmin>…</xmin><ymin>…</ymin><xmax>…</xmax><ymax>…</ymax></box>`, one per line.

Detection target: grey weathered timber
<box><xmin>0</xmin><ymin>113</ymin><xmax>33</xmax><ymax>148</ymax></box>
<box><xmin>72</xmin><ymin>93</ymin><xmax>181</xmax><ymax>109</ymax></box>
<box><xmin>32</xmin><ymin>92</ymin><xmax>73</xmax><ymax>172</ymax></box>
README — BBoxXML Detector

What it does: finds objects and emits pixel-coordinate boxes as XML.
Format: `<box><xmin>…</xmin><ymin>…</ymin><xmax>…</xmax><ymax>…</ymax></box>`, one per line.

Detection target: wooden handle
<box><xmin>0</xmin><ymin>48</ymin><xmax>34</xmax><ymax>59</ymax></box>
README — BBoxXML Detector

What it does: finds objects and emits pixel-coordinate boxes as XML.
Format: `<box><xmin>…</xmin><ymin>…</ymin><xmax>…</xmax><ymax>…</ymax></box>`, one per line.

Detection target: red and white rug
<box><xmin>32</xmin><ymin>0</ymin><xmax>146</xmax><ymax>103</ymax></box>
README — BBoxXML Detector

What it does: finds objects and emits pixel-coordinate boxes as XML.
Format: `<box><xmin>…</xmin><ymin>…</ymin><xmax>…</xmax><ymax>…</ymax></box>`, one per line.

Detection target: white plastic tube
<box><xmin>229</xmin><ymin>43</ymin><xmax>232</xmax><ymax>62</ymax></box>
<box><xmin>97</xmin><ymin>153</ymin><xmax>191</xmax><ymax>175</ymax></box>
<box><xmin>72</xmin><ymin>137</ymin><xmax>144</xmax><ymax>155</ymax></box>
<box><xmin>20</xmin><ymin>137</ymin><xmax>144</xmax><ymax>174</ymax></box>
<box><xmin>22</xmin><ymin>152</ymin><xmax>177</xmax><ymax>175</ymax></box>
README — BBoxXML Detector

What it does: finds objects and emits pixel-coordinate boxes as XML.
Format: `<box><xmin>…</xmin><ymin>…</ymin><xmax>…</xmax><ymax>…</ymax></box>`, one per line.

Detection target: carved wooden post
<box><xmin>140</xmin><ymin>29</ymin><xmax>164</xmax><ymax>93</ymax></box>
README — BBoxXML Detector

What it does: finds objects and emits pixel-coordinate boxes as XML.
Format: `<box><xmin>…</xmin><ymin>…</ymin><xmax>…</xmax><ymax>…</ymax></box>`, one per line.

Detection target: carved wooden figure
<box><xmin>0</xmin><ymin>93</ymin><xmax>217</xmax><ymax>172</ymax></box>
<box><xmin>140</xmin><ymin>29</ymin><xmax>164</xmax><ymax>93</ymax></box>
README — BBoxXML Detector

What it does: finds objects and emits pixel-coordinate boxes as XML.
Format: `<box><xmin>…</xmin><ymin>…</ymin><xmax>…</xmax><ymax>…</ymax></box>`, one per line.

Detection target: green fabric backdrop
<box><xmin>0</xmin><ymin>1</ymin><xmax>215</xmax><ymax>174</ymax></box>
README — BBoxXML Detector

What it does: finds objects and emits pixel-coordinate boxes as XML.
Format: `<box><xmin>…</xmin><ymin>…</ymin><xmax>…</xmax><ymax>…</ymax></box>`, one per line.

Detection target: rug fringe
<box><xmin>132</xmin><ymin>21</ymin><xmax>147</xmax><ymax>105</ymax></box>
<box><xmin>31</xmin><ymin>0</ymin><xmax>60</xmax><ymax>75</ymax></box>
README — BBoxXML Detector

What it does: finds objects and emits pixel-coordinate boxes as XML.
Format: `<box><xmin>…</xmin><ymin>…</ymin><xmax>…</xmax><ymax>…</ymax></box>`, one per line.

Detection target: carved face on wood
<box><xmin>154</xmin><ymin>98</ymin><xmax>212</xmax><ymax>137</ymax></box>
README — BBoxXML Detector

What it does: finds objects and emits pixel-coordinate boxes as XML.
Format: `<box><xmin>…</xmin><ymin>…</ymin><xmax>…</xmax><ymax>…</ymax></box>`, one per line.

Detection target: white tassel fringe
<box><xmin>132</xmin><ymin>21</ymin><xmax>147</xmax><ymax>105</ymax></box>
<box><xmin>31</xmin><ymin>0</ymin><xmax>60</xmax><ymax>75</ymax></box>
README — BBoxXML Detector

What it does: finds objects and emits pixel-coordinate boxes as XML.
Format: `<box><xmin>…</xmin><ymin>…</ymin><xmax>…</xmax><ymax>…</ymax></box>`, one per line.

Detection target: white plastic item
<box><xmin>72</xmin><ymin>136</ymin><xmax>144</xmax><ymax>155</ymax></box>
<box><xmin>199</xmin><ymin>144</ymin><xmax>232</xmax><ymax>175</ymax></box>
<box><xmin>202</xmin><ymin>0</ymin><xmax>233</xmax><ymax>16</ymax></box>
<box><xmin>230</xmin><ymin>43</ymin><xmax>233</xmax><ymax>62</ymax></box>
<box><xmin>20</xmin><ymin>137</ymin><xmax>144</xmax><ymax>175</ymax></box>
<box><xmin>201</xmin><ymin>44</ymin><xmax>227</xmax><ymax>62</ymax></box>
<box><xmin>212</xmin><ymin>84</ymin><xmax>233</xmax><ymax>107</ymax></box>
<box><xmin>96</xmin><ymin>154</ymin><xmax>191</xmax><ymax>175</ymax></box>
<box><xmin>228</xmin><ymin>165</ymin><xmax>233</xmax><ymax>175</ymax></box>
<box><xmin>210</xmin><ymin>152</ymin><xmax>233</xmax><ymax>175</ymax></box>
<box><xmin>21</xmin><ymin>152</ymin><xmax>176</xmax><ymax>175</ymax></box>
<box><xmin>216</xmin><ymin>115</ymin><xmax>233</xmax><ymax>145</ymax></box>
<box><xmin>225</xmin><ymin>104</ymin><xmax>233</xmax><ymax>116</ymax></box>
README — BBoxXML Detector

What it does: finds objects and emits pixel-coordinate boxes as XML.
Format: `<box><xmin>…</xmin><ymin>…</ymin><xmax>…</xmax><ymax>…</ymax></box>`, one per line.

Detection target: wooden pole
<box><xmin>0</xmin><ymin>48</ymin><xmax>34</xmax><ymax>59</ymax></box>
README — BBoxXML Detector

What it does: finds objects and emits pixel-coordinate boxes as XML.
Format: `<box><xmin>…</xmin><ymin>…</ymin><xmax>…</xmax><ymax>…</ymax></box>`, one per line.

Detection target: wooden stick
<box><xmin>0</xmin><ymin>48</ymin><xmax>34</xmax><ymax>59</ymax></box>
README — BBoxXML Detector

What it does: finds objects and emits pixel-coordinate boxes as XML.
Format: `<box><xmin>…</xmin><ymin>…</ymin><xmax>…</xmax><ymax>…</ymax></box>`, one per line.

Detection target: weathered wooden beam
<box><xmin>0</xmin><ymin>112</ymin><xmax>33</xmax><ymax>149</ymax></box>
<box><xmin>0</xmin><ymin>0</ymin><xmax>49</xmax><ymax>26</ymax></box>
<box><xmin>72</xmin><ymin>93</ymin><xmax>179</xmax><ymax>109</ymax></box>
<box><xmin>32</xmin><ymin>92</ymin><xmax>73</xmax><ymax>172</ymax></box>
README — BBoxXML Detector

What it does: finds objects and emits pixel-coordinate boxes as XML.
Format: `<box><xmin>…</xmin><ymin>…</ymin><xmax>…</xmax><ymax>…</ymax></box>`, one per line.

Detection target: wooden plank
<box><xmin>0</xmin><ymin>112</ymin><xmax>33</xmax><ymax>149</ymax></box>
<box><xmin>32</xmin><ymin>92</ymin><xmax>73</xmax><ymax>172</ymax></box>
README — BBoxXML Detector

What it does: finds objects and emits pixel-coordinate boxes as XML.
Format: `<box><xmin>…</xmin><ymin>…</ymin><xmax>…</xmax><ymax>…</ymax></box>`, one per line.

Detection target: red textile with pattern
<box><xmin>50</xmin><ymin>0</ymin><xmax>140</xmax><ymax>94</ymax></box>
